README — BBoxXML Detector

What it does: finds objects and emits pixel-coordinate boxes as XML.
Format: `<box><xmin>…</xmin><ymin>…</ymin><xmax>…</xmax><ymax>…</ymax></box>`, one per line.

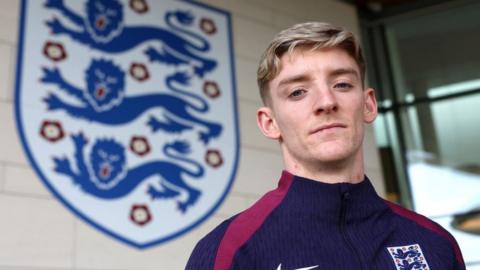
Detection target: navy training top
<box><xmin>186</xmin><ymin>170</ymin><xmax>465</xmax><ymax>270</ymax></box>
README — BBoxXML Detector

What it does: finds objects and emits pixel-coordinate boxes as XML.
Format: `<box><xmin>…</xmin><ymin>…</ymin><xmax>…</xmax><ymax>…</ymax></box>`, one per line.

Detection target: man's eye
<box><xmin>289</xmin><ymin>89</ymin><xmax>306</xmax><ymax>98</ymax></box>
<box><xmin>334</xmin><ymin>82</ymin><xmax>353</xmax><ymax>89</ymax></box>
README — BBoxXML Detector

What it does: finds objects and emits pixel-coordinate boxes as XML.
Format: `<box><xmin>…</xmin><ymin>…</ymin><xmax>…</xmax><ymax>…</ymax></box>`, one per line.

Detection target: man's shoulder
<box><xmin>384</xmin><ymin>199</ymin><xmax>451</xmax><ymax>237</ymax></box>
<box><xmin>186</xmin><ymin>180</ymin><xmax>290</xmax><ymax>269</ymax></box>
<box><xmin>198</xmin><ymin>215</ymin><xmax>239</xmax><ymax>245</ymax></box>
<box><xmin>186</xmin><ymin>215</ymin><xmax>238</xmax><ymax>270</ymax></box>
<box><xmin>384</xmin><ymin>199</ymin><xmax>464</xmax><ymax>266</ymax></box>
<box><xmin>187</xmin><ymin>173</ymin><xmax>292</xmax><ymax>269</ymax></box>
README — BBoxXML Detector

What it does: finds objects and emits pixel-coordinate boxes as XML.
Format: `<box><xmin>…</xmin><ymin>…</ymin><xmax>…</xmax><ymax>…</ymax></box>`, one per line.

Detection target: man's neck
<box><xmin>283</xmin><ymin>153</ymin><xmax>365</xmax><ymax>184</ymax></box>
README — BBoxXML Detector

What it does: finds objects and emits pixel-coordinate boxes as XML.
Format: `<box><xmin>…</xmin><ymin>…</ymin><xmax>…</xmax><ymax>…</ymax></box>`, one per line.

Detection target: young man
<box><xmin>186</xmin><ymin>22</ymin><xmax>465</xmax><ymax>270</ymax></box>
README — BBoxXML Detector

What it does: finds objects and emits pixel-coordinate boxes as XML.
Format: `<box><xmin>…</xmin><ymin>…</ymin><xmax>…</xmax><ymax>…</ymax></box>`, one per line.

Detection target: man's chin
<box><xmin>311</xmin><ymin>147</ymin><xmax>355</xmax><ymax>165</ymax></box>
<box><xmin>314</xmin><ymin>155</ymin><xmax>350</xmax><ymax>165</ymax></box>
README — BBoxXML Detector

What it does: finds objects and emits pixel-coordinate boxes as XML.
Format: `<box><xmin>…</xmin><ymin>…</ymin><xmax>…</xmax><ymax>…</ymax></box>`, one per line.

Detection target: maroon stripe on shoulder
<box><xmin>213</xmin><ymin>171</ymin><xmax>294</xmax><ymax>270</ymax></box>
<box><xmin>384</xmin><ymin>200</ymin><xmax>465</xmax><ymax>266</ymax></box>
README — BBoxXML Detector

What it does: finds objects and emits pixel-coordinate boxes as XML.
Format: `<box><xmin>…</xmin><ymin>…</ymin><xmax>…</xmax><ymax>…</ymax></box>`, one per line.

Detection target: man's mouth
<box><xmin>310</xmin><ymin>123</ymin><xmax>346</xmax><ymax>134</ymax></box>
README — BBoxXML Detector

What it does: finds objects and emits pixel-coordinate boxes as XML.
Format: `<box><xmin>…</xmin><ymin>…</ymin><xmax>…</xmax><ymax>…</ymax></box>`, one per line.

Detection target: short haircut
<box><xmin>257</xmin><ymin>22</ymin><xmax>366</xmax><ymax>104</ymax></box>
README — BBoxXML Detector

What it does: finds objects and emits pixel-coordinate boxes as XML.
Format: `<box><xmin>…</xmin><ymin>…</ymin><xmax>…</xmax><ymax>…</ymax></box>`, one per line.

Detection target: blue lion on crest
<box><xmin>88</xmin><ymin>137</ymin><xmax>127</xmax><ymax>189</ymax></box>
<box><xmin>85</xmin><ymin>0</ymin><xmax>124</xmax><ymax>43</ymax></box>
<box><xmin>44</xmin><ymin>0</ymin><xmax>216</xmax><ymax>77</ymax></box>
<box><xmin>53</xmin><ymin>133</ymin><xmax>204</xmax><ymax>212</ymax></box>
<box><xmin>84</xmin><ymin>58</ymin><xmax>126</xmax><ymax>112</ymax></box>
<box><xmin>391</xmin><ymin>247</ymin><xmax>428</xmax><ymax>270</ymax></box>
<box><xmin>41</xmin><ymin>58</ymin><xmax>222</xmax><ymax>144</ymax></box>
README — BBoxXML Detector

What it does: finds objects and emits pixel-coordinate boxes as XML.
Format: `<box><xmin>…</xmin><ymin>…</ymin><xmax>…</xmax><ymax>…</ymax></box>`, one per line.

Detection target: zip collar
<box><xmin>278</xmin><ymin>170</ymin><xmax>389</xmax><ymax>222</ymax></box>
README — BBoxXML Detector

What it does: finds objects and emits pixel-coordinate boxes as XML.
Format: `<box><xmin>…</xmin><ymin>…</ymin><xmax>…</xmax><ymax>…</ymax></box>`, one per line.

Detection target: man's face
<box><xmin>257</xmin><ymin>47</ymin><xmax>377</xmax><ymax>172</ymax></box>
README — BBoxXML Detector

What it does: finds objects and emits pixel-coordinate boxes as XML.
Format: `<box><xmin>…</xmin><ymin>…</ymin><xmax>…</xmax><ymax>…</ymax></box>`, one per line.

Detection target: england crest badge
<box><xmin>387</xmin><ymin>244</ymin><xmax>430</xmax><ymax>270</ymax></box>
<box><xmin>15</xmin><ymin>0</ymin><xmax>239</xmax><ymax>248</ymax></box>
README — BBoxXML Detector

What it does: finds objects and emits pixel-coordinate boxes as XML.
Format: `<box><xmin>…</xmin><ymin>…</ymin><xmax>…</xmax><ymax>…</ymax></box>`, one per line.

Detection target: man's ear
<box><xmin>363</xmin><ymin>88</ymin><xmax>378</xmax><ymax>123</ymax></box>
<box><xmin>257</xmin><ymin>106</ymin><xmax>281</xmax><ymax>140</ymax></box>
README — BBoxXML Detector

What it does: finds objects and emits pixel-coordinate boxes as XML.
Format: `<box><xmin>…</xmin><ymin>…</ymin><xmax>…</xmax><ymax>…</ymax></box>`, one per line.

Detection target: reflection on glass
<box><xmin>428</xmin><ymin>79</ymin><xmax>480</xmax><ymax>98</ymax></box>
<box><xmin>431</xmin><ymin>94</ymin><xmax>480</xmax><ymax>169</ymax></box>
<box><xmin>453</xmin><ymin>210</ymin><xmax>480</xmax><ymax>236</ymax></box>
<box><xmin>385</xmin><ymin>1</ymin><xmax>480</xmax><ymax>102</ymax></box>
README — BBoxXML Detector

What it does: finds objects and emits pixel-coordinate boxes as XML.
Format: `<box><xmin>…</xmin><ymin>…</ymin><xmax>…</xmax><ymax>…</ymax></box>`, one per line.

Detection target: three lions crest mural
<box><xmin>15</xmin><ymin>0</ymin><xmax>239</xmax><ymax>248</ymax></box>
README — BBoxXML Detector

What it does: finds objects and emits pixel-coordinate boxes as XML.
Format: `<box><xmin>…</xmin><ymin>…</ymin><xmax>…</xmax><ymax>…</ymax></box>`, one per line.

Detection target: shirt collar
<box><xmin>278</xmin><ymin>170</ymin><xmax>388</xmax><ymax>221</ymax></box>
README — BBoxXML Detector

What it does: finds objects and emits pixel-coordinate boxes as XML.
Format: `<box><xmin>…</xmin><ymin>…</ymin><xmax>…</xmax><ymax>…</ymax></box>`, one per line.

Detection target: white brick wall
<box><xmin>0</xmin><ymin>0</ymin><xmax>384</xmax><ymax>269</ymax></box>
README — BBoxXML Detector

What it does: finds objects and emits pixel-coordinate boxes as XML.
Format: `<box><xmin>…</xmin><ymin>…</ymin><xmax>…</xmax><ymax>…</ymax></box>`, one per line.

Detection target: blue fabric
<box><xmin>186</xmin><ymin>173</ymin><xmax>465</xmax><ymax>270</ymax></box>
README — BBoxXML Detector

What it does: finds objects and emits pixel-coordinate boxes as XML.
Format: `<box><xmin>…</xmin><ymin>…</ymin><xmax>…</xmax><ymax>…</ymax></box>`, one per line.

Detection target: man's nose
<box><xmin>313</xmin><ymin>87</ymin><xmax>338</xmax><ymax>114</ymax></box>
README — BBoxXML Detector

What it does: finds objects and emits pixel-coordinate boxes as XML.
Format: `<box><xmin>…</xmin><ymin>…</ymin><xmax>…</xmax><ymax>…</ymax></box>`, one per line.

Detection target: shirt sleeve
<box><xmin>185</xmin><ymin>218</ymin><xmax>234</xmax><ymax>270</ymax></box>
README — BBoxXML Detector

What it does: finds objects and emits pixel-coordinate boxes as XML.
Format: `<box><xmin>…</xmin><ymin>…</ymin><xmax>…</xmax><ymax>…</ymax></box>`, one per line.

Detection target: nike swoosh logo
<box><xmin>276</xmin><ymin>263</ymin><xmax>319</xmax><ymax>270</ymax></box>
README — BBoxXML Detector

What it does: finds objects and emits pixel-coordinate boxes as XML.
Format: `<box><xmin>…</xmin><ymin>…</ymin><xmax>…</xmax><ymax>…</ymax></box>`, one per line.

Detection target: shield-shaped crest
<box><xmin>15</xmin><ymin>0</ymin><xmax>239</xmax><ymax>249</ymax></box>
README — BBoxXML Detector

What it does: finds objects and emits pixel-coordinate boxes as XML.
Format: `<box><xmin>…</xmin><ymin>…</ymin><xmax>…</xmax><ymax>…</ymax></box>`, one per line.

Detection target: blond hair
<box><xmin>257</xmin><ymin>22</ymin><xmax>365</xmax><ymax>104</ymax></box>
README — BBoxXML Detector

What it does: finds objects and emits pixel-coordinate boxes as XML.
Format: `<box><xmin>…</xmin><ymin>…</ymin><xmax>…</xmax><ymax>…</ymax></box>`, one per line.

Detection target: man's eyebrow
<box><xmin>277</xmin><ymin>74</ymin><xmax>312</xmax><ymax>88</ymax></box>
<box><xmin>328</xmin><ymin>68</ymin><xmax>359</xmax><ymax>79</ymax></box>
<box><xmin>276</xmin><ymin>68</ymin><xmax>360</xmax><ymax>88</ymax></box>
